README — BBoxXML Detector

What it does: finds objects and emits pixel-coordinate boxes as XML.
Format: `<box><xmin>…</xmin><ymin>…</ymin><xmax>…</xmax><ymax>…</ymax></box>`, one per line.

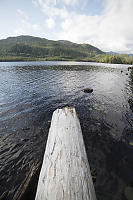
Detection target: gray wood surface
<box><xmin>35</xmin><ymin>107</ymin><xmax>97</xmax><ymax>200</ymax></box>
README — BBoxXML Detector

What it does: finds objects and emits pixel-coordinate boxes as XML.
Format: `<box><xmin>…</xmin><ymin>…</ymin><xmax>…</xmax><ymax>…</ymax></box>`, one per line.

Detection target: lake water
<box><xmin>0</xmin><ymin>61</ymin><xmax>133</xmax><ymax>200</ymax></box>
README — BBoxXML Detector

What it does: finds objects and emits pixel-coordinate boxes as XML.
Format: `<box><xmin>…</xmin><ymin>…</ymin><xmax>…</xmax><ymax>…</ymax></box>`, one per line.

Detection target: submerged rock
<box><xmin>128</xmin><ymin>67</ymin><xmax>132</xmax><ymax>71</ymax></box>
<box><xmin>22</xmin><ymin>127</ymin><xmax>30</xmax><ymax>131</ymax></box>
<box><xmin>83</xmin><ymin>88</ymin><xmax>93</xmax><ymax>93</ymax></box>
<box><xmin>91</xmin><ymin>168</ymin><xmax>97</xmax><ymax>183</ymax></box>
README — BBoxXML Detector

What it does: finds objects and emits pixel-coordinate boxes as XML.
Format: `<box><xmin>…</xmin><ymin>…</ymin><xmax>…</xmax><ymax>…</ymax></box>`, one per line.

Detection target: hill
<box><xmin>0</xmin><ymin>35</ymin><xmax>133</xmax><ymax>64</ymax></box>
<box><xmin>0</xmin><ymin>35</ymin><xmax>104</xmax><ymax>62</ymax></box>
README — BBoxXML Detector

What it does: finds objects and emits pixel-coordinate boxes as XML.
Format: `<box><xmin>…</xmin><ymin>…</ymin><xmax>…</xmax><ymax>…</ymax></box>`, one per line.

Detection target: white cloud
<box><xmin>17</xmin><ymin>9</ymin><xmax>29</xmax><ymax>20</ymax></box>
<box><xmin>46</xmin><ymin>18</ymin><xmax>56</xmax><ymax>29</ymax></box>
<box><xmin>15</xmin><ymin>0</ymin><xmax>133</xmax><ymax>53</ymax></box>
<box><xmin>16</xmin><ymin>8</ymin><xmax>42</xmax><ymax>36</ymax></box>
<box><xmin>38</xmin><ymin>0</ymin><xmax>78</xmax><ymax>7</ymax></box>
<box><xmin>32</xmin><ymin>0</ymin><xmax>38</xmax><ymax>7</ymax></box>
<box><xmin>59</xmin><ymin>0</ymin><xmax>78</xmax><ymax>6</ymax></box>
<box><xmin>56</xmin><ymin>0</ymin><xmax>133</xmax><ymax>53</ymax></box>
<box><xmin>39</xmin><ymin>0</ymin><xmax>56</xmax><ymax>6</ymax></box>
<box><xmin>32</xmin><ymin>24</ymin><xmax>40</xmax><ymax>31</ymax></box>
<box><xmin>15</xmin><ymin>28</ymin><xmax>27</xmax><ymax>36</ymax></box>
<box><xmin>38</xmin><ymin>0</ymin><xmax>68</xmax><ymax>18</ymax></box>
<box><xmin>15</xmin><ymin>17</ymin><xmax>42</xmax><ymax>37</ymax></box>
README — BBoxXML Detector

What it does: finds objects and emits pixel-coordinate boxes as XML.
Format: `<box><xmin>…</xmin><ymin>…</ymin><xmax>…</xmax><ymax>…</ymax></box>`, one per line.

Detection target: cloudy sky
<box><xmin>1</xmin><ymin>0</ymin><xmax>133</xmax><ymax>53</ymax></box>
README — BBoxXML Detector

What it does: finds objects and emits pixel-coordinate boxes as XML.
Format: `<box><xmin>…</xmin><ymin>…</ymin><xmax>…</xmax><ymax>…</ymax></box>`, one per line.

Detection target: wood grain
<box><xmin>35</xmin><ymin>107</ymin><xmax>97</xmax><ymax>200</ymax></box>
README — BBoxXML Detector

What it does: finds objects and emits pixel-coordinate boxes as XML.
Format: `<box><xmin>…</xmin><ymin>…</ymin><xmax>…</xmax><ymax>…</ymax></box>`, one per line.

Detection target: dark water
<box><xmin>0</xmin><ymin>61</ymin><xmax>133</xmax><ymax>200</ymax></box>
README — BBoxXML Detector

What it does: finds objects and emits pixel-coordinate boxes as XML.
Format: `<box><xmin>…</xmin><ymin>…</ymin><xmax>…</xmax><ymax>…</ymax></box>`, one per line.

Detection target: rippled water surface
<box><xmin>0</xmin><ymin>61</ymin><xmax>133</xmax><ymax>200</ymax></box>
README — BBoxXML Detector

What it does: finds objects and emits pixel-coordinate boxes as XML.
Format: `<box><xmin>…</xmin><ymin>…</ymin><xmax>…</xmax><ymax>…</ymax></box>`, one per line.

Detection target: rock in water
<box><xmin>128</xmin><ymin>67</ymin><xmax>132</xmax><ymax>71</ymax></box>
<box><xmin>83</xmin><ymin>88</ymin><xmax>93</xmax><ymax>93</ymax></box>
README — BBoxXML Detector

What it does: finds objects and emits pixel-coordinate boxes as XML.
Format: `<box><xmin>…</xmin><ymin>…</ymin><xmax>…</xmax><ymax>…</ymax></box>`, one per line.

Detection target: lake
<box><xmin>0</xmin><ymin>61</ymin><xmax>133</xmax><ymax>200</ymax></box>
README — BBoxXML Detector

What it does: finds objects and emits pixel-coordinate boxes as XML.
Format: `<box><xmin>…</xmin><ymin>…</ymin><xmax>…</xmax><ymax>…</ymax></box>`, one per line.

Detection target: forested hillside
<box><xmin>0</xmin><ymin>35</ymin><xmax>103</xmax><ymax>62</ymax></box>
<box><xmin>0</xmin><ymin>35</ymin><xmax>133</xmax><ymax>64</ymax></box>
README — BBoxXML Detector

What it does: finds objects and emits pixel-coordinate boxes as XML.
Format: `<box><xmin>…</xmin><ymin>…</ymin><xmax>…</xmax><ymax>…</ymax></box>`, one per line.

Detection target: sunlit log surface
<box><xmin>35</xmin><ymin>107</ymin><xmax>97</xmax><ymax>200</ymax></box>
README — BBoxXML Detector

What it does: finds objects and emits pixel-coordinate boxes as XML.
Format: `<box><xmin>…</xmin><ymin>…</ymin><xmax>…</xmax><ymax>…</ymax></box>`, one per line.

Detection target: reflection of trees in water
<box><xmin>128</xmin><ymin>68</ymin><xmax>133</xmax><ymax>112</ymax></box>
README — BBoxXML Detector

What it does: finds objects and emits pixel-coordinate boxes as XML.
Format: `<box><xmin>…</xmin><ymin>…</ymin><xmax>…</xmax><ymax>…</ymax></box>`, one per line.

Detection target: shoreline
<box><xmin>0</xmin><ymin>58</ymin><xmax>132</xmax><ymax>65</ymax></box>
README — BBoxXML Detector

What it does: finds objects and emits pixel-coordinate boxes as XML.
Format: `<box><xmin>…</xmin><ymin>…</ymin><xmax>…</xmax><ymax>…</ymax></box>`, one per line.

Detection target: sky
<box><xmin>0</xmin><ymin>0</ymin><xmax>133</xmax><ymax>53</ymax></box>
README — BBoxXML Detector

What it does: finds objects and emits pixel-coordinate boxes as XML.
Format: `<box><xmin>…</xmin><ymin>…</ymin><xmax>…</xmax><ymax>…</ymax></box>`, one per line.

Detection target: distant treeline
<box><xmin>99</xmin><ymin>54</ymin><xmax>133</xmax><ymax>64</ymax></box>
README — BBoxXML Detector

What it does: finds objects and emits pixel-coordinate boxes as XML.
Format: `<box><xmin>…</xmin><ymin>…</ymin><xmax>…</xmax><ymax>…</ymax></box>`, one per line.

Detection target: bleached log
<box><xmin>35</xmin><ymin>107</ymin><xmax>97</xmax><ymax>200</ymax></box>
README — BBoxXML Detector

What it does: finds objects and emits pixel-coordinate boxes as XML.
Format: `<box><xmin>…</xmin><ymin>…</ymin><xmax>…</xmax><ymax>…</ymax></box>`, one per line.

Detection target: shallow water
<box><xmin>0</xmin><ymin>61</ymin><xmax>133</xmax><ymax>200</ymax></box>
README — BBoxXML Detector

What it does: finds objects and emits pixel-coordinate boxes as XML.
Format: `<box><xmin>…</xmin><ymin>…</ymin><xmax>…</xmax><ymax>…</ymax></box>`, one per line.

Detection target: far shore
<box><xmin>0</xmin><ymin>58</ymin><xmax>133</xmax><ymax>65</ymax></box>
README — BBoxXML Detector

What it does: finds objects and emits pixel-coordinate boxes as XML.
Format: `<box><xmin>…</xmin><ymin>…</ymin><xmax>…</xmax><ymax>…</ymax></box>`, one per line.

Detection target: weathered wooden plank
<box><xmin>35</xmin><ymin>107</ymin><xmax>97</xmax><ymax>200</ymax></box>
